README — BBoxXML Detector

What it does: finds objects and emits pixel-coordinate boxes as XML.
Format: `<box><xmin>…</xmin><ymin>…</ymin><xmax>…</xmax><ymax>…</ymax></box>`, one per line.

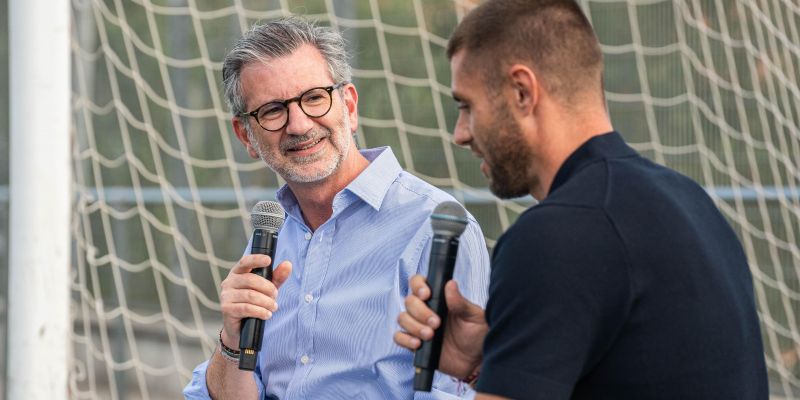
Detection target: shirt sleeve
<box><xmin>476</xmin><ymin>205</ymin><xmax>631</xmax><ymax>399</ymax></box>
<box><xmin>183</xmin><ymin>358</ymin><xmax>266</xmax><ymax>400</ymax></box>
<box><xmin>452</xmin><ymin>216</ymin><xmax>491</xmax><ymax>308</ymax></box>
<box><xmin>413</xmin><ymin>377</ymin><xmax>477</xmax><ymax>399</ymax></box>
<box><xmin>183</xmin><ymin>360</ymin><xmax>212</xmax><ymax>400</ymax></box>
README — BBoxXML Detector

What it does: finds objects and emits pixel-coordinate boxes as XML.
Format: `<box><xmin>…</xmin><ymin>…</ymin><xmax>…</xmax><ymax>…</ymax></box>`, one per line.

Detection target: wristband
<box><xmin>219</xmin><ymin>329</ymin><xmax>240</xmax><ymax>363</ymax></box>
<box><xmin>462</xmin><ymin>367</ymin><xmax>480</xmax><ymax>388</ymax></box>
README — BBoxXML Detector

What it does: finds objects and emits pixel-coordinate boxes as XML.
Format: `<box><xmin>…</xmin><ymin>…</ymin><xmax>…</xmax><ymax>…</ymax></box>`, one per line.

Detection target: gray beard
<box><xmin>249</xmin><ymin>112</ymin><xmax>352</xmax><ymax>184</ymax></box>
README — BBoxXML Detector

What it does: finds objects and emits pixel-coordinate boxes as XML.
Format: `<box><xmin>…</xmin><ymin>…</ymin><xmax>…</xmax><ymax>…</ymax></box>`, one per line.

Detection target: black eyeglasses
<box><xmin>239</xmin><ymin>82</ymin><xmax>347</xmax><ymax>132</ymax></box>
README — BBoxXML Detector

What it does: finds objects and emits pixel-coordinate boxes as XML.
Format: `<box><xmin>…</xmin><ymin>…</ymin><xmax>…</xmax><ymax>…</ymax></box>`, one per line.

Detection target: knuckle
<box><xmin>245</xmin><ymin>288</ymin><xmax>261</xmax><ymax>303</ymax></box>
<box><xmin>262</xmin><ymin>283</ymin><xmax>276</xmax><ymax>297</ymax></box>
<box><xmin>240</xmin><ymin>303</ymin><xmax>256</xmax><ymax>317</ymax></box>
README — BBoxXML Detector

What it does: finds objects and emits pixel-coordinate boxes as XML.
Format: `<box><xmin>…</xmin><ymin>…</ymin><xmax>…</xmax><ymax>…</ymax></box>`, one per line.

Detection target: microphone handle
<box><xmin>413</xmin><ymin>235</ymin><xmax>460</xmax><ymax>391</ymax></box>
<box><xmin>238</xmin><ymin>228</ymin><xmax>278</xmax><ymax>371</ymax></box>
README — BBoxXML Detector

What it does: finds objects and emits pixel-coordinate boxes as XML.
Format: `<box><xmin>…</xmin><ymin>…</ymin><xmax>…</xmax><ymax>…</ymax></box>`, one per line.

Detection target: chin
<box><xmin>285</xmin><ymin>157</ymin><xmax>342</xmax><ymax>183</ymax></box>
<box><xmin>489</xmin><ymin>181</ymin><xmax>529</xmax><ymax>199</ymax></box>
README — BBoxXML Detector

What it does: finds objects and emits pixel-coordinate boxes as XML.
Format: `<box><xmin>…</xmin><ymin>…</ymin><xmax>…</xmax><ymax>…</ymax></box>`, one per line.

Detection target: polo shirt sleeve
<box><xmin>476</xmin><ymin>205</ymin><xmax>632</xmax><ymax>399</ymax></box>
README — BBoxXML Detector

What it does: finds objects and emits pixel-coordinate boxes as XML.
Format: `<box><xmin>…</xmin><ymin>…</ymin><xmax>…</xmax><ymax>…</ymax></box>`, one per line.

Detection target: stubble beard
<box><xmin>250</xmin><ymin>110</ymin><xmax>352</xmax><ymax>184</ymax></box>
<box><xmin>482</xmin><ymin>106</ymin><xmax>533</xmax><ymax>199</ymax></box>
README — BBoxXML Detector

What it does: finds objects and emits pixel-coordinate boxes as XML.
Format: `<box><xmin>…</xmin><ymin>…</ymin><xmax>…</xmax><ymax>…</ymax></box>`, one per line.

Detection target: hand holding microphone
<box><xmin>218</xmin><ymin>201</ymin><xmax>292</xmax><ymax>371</ymax></box>
<box><xmin>398</xmin><ymin>202</ymin><xmax>488</xmax><ymax>391</ymax></box>
<box><xmin>238</xmin><ymin>201</ymin><xmax>286</xmax><ymax>370</ymax></box>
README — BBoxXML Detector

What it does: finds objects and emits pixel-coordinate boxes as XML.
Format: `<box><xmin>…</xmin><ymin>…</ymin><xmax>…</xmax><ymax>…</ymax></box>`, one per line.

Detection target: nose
<box><xmin>452</xmin><ymin>116</ymin><xmax>471</xmax><ymax>146</ymax></box>
<box><xmin>283</xmin><ymin>101</ymin><xmax>315</xmax><ymax>135</ymax></box>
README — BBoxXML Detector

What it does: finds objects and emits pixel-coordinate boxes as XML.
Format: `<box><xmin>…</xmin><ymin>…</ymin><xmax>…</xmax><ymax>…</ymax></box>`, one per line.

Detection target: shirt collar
<box><xmin>275</xmin><ymin>146</ymin><xmax>402</xmax><ymax>216</ymax></box>
<box><xmin>549</xmin><ymin>131</ymin><xmax>636</xmax><ymax>195</ymax></box>
<box><xmin>342</xmin><ymin>146</ymin><xmax>402</xmax><ymax>211</ymax></box>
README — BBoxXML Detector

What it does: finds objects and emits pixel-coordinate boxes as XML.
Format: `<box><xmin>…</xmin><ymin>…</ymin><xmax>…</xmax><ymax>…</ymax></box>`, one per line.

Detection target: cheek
<box><xmin>253</xmin><ymin>133</ymin><xmax>281</xmax><ymax>153</ymax></box>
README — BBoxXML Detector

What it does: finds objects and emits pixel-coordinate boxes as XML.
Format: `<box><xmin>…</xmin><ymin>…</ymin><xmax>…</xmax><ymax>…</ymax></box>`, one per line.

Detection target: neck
<box><xmin>286</xmin><ymin>146</ymin><xmax>370</xmax><ymax>231</ymax></box>
<box><xmin>528</xmin><ymin>100</ymin><xmax>613</xmax><ymax>200</ymax></box>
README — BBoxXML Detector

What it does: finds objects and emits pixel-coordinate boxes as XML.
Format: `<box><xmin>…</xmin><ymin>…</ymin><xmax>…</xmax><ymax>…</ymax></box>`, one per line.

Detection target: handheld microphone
<box><xmin>413</xmin><ymin>201</ymin><xmax>469</xmax><ymax>391</ymax></box>
<box><xmin>238</xmin><ymin>200</ymin><xmax>285</xmax><ymax>371</ymax></box>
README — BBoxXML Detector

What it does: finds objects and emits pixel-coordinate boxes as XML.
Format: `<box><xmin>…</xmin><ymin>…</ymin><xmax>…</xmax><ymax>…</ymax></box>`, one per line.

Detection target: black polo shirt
<box><xmin>477</xmin><ymin>131</ymin><xmax>767</xmax><ymax>399</ymax></box>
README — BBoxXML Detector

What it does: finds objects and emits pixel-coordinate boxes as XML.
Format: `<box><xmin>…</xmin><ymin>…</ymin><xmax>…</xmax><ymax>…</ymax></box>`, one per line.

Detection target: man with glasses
<box><xmin>183</xmin><ymin>16</ymin><xmax>491</xmax><ymax>400</ymax></box>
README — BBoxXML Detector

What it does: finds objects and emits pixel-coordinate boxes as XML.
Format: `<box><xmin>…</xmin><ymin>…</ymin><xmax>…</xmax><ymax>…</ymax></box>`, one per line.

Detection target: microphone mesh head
<box><xmin>250</xmin><ymin>201</ymin><xmax>285</xmax><ymax>231</ymax></box>
<box><xmin>430</xmin><ymin>201</ymin><xmax>468</xmax><ymax>237</ymax></box>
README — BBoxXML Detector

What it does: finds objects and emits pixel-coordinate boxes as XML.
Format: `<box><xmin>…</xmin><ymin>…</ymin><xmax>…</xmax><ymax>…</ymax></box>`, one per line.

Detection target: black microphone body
<box><xmin>238</xmin><ymin>201</ymin><xmax>285</xmax><ymax>371</ymax></box>
<box><xmin>238</xmin><ymin>228</ymin><xmax>278</xmax><ymax>370</ymax></box>
<box><xmin>413</xmin><ymin>201</ymin><xmax>469</xmax><ymax>392</ymax></box>
<box><xmin>413</xmin><ymin>234</ymin><xmax>461</xmax><ymax>391</ymax></box>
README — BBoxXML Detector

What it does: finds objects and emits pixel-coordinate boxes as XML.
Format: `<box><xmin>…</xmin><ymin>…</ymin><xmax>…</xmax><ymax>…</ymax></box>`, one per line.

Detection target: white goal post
<box><xmin>7</xmin><ymin>0</ymin><xmax>71</xmax><ymax>398</ymax></box>
<box><xmin>10</xmin><ymin>0</ymin><xmax>794</xmax><ymax>399</ymax></box>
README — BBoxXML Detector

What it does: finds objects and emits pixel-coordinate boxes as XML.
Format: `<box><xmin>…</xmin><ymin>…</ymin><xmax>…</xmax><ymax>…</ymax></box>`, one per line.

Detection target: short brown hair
<box><xmin>447</xmin><ymin>0</ymin><xmax>603</xmax><ymax>103</ymax></box>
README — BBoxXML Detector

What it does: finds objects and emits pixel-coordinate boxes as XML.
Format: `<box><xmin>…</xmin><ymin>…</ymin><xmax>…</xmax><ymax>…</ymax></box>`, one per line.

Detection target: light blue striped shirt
<box><xmin>184</xmin><ymin>147</ymin><xmax>491</xmax><ymax>400</ymax></box>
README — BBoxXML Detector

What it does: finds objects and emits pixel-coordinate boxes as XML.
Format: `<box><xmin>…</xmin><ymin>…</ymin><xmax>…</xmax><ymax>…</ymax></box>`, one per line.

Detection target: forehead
<box><xmin>450</xmin><ymin>51</ymin><xmax>484</xmax><ymax>100</ymax></box>
<box><xmin>239</xmin><ymin>44</ymin><xmax>332</xmax><ymax>107</ymax></box>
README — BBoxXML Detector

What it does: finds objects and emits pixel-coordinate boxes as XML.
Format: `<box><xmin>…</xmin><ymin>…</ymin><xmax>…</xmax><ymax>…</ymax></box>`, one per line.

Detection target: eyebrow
<box><xmin>262</xmin><ymin>84</ymin><xmax>331</xmax><ymax>105</ymax></box>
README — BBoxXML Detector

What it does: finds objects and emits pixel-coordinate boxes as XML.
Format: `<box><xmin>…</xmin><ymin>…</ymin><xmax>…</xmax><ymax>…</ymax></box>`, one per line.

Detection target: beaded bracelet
<box><xmin>462</xmin><ymin>368</ymin><xmax>480</xmax><ymax>389</ymax></box>
<box><xmin>218</xmin><ymin>329</ymin><xmax>240</xmax><ymax>363</ymax></box>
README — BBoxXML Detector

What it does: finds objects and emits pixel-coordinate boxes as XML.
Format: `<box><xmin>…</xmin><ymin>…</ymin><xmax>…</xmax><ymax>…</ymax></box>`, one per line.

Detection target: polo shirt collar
<box><xmin>549</xmin><ymin>131</ymin><xmax>636</xmax><ymax>195</ymax></box>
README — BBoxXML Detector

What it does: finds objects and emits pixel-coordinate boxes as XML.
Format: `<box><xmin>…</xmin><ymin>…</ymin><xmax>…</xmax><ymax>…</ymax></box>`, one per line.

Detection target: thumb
<box><xmin>444</xmin><ymin>280</ymin><xmax>484</xmax><ymax>323</ymax></box>
<box><xmin>444</xmin><ymin>280</ymin><xmax>470</xmax><ymax>314</ymax></box>
<box><xmin>272</xmin><ymin>260</ymin><xmax>293</xmax><ymax>289</ymax></box>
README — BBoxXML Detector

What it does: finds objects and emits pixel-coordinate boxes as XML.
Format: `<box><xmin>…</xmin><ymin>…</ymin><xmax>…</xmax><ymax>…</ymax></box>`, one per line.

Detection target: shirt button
<box><xmin>304</xmin><ymin>293</ymin><xmax>313</xmax><ymax>303</ymax></box>
<box><xmin>304</xmin><ymin>232</ymin><xmax>312</xmax><ymax>240</ymax></box>
<box><xmin>300</xmin><ymin>355</ymin><xmax>310</xmax><ymax>365</ymax></box>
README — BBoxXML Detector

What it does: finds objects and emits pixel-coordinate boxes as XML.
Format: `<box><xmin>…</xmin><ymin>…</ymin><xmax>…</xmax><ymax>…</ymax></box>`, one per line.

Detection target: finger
<box><xmin>398</xmin><ymin>311</ymin><xmax>435</xmax><ymax>340</ymax></box>
<box><xmin>221</xmin><ymin>288</ymin><xmax>278</xmax><ymax>313</ymax></box>
<box><xmin>444</xmin><ymin>280</ymin><xmax>467</xmax><ymax>312</ymax></box>
<box><xmin>272</xmin><ymin>261</ymin><xmax>293</xmax><ymax>289</ymax></box>
<box><xmin>409</xmin><ymin>275</ymin><xmax>431</xmax><ymax>300</ymax></box>
<box><xmin>223</xmin><ymin>273</ymin><xmax>279</xmax><ymax>299</ymax></box>
<box><xmin>444</xmin><ymin>280</ymin><xmax>484</xmax><ymax>321</ymax></box>
<box><xmin>221</xmin><ymin>301</ymin><xmax>274</xmax><ymax>321</ymax></box>
<box><xmin>229</xmin><ymin>254</ymin><xmax>274</xmax><ymax>275</ymax></box>
<box><xmin>394</xmin><ymin>331</ymin><xmax>422</xmax><ymax>350</ymax></box>
<box><xmin>404</xmin><ymin>293</ymin><xmax>440</xmax><ymax>329</ymax></box>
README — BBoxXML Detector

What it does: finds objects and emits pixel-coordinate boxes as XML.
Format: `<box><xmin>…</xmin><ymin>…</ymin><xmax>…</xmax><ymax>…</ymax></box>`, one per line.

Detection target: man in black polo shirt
<box><xmin>394</xmin><ymin>0</ymin><xmax>768</xmax><ymax>399</ymax></box>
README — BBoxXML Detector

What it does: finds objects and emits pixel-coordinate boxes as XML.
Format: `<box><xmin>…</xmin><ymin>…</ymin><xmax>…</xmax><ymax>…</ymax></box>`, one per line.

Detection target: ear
<box><xmin>507</xmin><ymin>64</ymin><xmax>539</xmax><ymax>115</ymax></box>
<box><xmin>232</xmin><ymin>117</ymin><xmax>260</xmax><ymax>159</ymax></box>
<box><xmin>342</xmin><ymin>83</ymin><xmax>359</xmax><ymax>132</ymax></box>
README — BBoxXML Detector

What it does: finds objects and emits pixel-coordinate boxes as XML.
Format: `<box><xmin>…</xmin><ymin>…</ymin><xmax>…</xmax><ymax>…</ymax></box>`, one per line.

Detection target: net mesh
<box><xmin>69</xmin><ymin>0</ymin><xmax>800</xmax><ymax>398</ymax></box>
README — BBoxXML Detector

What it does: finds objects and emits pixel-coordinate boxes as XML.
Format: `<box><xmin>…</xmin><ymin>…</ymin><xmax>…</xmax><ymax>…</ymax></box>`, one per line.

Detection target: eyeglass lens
<box><xmin>256</xmin><ymin>87</ymin><xmax>333</xmax><ymax>131</ymax></box>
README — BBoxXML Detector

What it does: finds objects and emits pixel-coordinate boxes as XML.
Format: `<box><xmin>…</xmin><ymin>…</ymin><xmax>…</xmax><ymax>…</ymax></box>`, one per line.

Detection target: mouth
<box><xmin>469</xmin><ymin>145</ymin><xmax>483</xmax><ymax>159</ymax></box>
<box><xmin>479</xmin><ymin>159</ymin><xmax>490</xmax><ymax>178</ymax></box>
<box><xmin>285</xmin><ymin>136</ymin><xmax>326</xmax><ymax>156</ymax></box>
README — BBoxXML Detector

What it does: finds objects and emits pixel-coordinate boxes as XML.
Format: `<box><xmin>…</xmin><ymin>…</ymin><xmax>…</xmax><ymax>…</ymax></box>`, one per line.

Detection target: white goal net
<box><xmin>67</xmin><ymin>0</ymin><xmax>799</xmax><ymax>398</ymax></box>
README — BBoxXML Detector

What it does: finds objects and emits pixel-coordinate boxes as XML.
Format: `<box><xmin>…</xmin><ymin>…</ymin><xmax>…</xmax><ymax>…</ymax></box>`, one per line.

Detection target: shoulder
<box><xmin>392</xmin><ymin>171</ymin><xmax>457</xmax><ymax>205</ymax></box>
<box><xmin>383</xmin><ymin>171</ymin><xmax>483</xmax><ymax>227</ymax></box>
<box><xmin>499</xmin><ymin>202</ymin><xmax>619</xmax><ymax>253</ymax></box>
<box><xmin>491</xmin><ymin>203</ymin><xmax>629</xmax><ymax>294</ymax></box>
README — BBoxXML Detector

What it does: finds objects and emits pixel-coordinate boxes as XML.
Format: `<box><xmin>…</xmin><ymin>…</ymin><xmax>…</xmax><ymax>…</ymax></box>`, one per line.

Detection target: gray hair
<box><xmin>222</xmin><ymin>16</ymin><xmax>352</xmax><ymax>117</ymax></box>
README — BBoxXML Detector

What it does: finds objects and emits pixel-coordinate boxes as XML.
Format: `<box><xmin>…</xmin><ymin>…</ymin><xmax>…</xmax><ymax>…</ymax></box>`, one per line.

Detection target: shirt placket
<box><xmin>292</xmin><ymin>220</ymin><xmax>335</xmax><ymax>398</ymax></box>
